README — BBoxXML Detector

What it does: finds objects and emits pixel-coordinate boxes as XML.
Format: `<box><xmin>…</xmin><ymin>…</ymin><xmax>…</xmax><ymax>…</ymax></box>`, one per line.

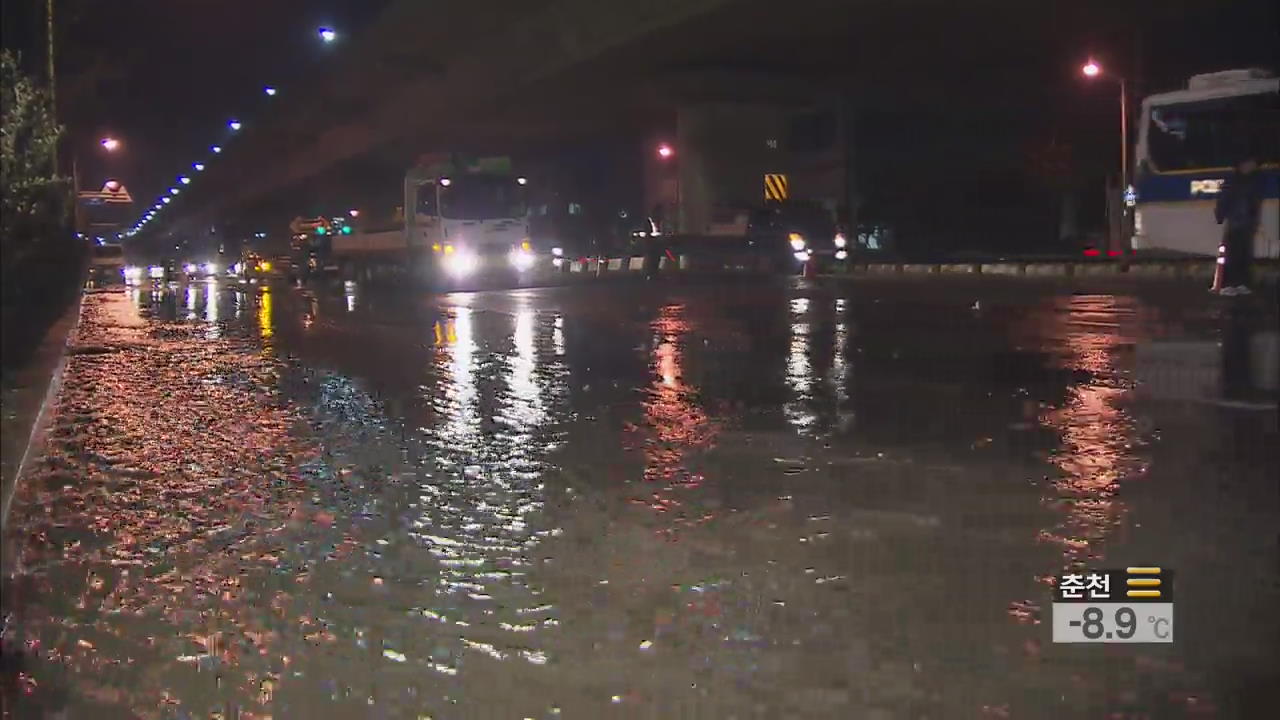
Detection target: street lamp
<box><xmin>319</xmin><ymin>27</ymin><xmax>337</xmax><ymax>43</ymax></box>
<box><xmin>228</xmin><ymin>119</ymin><xmax>242</xmax><ymax>131</ymax></box>
<box><xmin>657</xmin><ymin>143</ymin><xmax>674</xmax><ymax>159</ymax></box>
<box><xmin>1081</xmin><ymin>58</ymin><xmax>1130</xmax><ymax>254</ymax></box>
<box><xmin>264</xmin><ymin>86</ymin><xmax>277</xmax><ymax>96</ymax></box>
<box><xmin>100</xmin><ymin>137</ymin><xmax>120</xmax><ymax>151</ymax></box>
<box><xmin>194</xmin><ymin>163</ymin><xmax>205</xmax><ymax>171</ymax></box>
<box><xmin>211</xmin><ymin>145</ymin><xmax>222</xmax><ymax>154</ymax></box>
<box><xmin>179</xmin><ymin>176</ymin><xmax>191</xmax><ymax>185</ymax></box>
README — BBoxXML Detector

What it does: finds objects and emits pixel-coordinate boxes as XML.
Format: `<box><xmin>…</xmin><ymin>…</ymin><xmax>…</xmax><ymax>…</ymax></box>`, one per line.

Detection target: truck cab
<box><xmin>406</xmin><ymin>160</ymin><xmax>534</xmax><ymax>282</ymax></box>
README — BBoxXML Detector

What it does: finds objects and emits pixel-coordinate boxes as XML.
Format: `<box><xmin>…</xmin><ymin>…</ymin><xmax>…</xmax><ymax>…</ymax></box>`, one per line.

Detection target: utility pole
<box><xmin>46</xmin><ymin>0</ymin><xmax>55</xmax><ymax>112</ymax></box>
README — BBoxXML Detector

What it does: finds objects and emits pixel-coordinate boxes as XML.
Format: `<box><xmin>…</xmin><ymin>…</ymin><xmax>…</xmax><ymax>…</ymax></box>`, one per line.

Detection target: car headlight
<box><xmin>788</xmin><ymin>233</ymin><xmax>806</xmax><ymax>251</ymax></box>
<box><xmin>148</xmin><ymin>265</ymin><xmax>164</xmax><ymax>279</ymax></box>
<box><xmin>442</xmin><ymin>247</ymin><xmax>478</xmax><ymax>277</ymax></box>
<box><xmin>833</xmin><ymin>232</ymin><xmax>847</xmax><ymax>249</ymax></box>
<box><xmin>509</xmin><ymin>246</ymin><xmax>536</xmax><ymax>271</ymax></box>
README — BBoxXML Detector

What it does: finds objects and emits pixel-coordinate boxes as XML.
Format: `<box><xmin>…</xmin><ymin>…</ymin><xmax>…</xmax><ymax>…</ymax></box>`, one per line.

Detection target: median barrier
<box><xmin>979</xmin><ymin>262</ymin><xmax>1022</xmax><ymax>276</ymax></box>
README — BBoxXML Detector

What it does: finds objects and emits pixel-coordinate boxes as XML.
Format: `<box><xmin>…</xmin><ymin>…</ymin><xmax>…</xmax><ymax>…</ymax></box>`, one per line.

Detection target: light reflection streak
<box><xmin>258</xmin><ymin>287</ymin><xmax>274</xmax><ymax>342</ymax></box>
<box><xmin>832</xmin><ymin>298</ymin><xmax>849</xmax><ymax>403</ymax></box>
<box><xmin>635</xmin><ymin>304</ymin><xmax>718</xmax><ymax>527</ymax></box>
<box><xmin>344</xmin><ymin>280</ymin><xmax>357</xmax><ymax>312</ymax></box>
<box><xmin>204</xmin><ymin>284</ymin><xmax>220</xmax><ymax>338</ymax></box>
<box><xmin>1036</xmin><ymin>295</ymin><xmax>1140</xmax><ymax>568</ymax></box>
<box><xmin>410</xmin><ymin>298</ymin><xmax>567</xmax><ymax>669</ymax></box>
<box><xmin>184</xmin><ymin>284</ymin><xmax>197</xmax><ymax>319</ymax></box>
<box><xmin>784</xmin><ymin>297</ymin><xmax>816</xmax><ymax>432</ymax></box>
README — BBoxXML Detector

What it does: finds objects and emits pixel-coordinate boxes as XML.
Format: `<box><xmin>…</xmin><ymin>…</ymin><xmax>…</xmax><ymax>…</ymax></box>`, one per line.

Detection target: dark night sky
<box><xmin>3</xmin><ymin>0</ymin><xmax>1276</xmax><ymax>248</ymax></box>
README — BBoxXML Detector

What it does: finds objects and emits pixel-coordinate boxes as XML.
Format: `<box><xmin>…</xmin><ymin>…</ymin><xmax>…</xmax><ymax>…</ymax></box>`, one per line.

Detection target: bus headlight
<box><xmin>509</xmin><ymin>246</ymin><xmax>536</xmax><ymax>271</ymax></box>
<box><xmin>833</xmin><ymin>232</ymin><xmax>847</xmax><ymax>249</ymax></box>
<box><xmin>443</xmin><ymin>247</ymin><xmax>478</xmax><ymax>277</ymax></box>
<box><xmin>788</xmin><ymin>232</ymin><xmax>806</xmax><ymax>251</ymax></box>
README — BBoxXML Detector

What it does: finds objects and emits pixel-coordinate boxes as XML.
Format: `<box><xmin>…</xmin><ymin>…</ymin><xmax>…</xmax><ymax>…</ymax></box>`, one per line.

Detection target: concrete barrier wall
<box><xmin>539</xmin><ymin>256</ymin><xmax>1275</xmax><ymax>284</ymax></box>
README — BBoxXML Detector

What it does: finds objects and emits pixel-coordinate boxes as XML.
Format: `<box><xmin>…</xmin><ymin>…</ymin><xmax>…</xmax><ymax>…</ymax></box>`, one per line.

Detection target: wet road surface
<box><xmin>3</xmin><ymin>278</ymin><xmax>1278</xmax><ymax>718</ymax></box>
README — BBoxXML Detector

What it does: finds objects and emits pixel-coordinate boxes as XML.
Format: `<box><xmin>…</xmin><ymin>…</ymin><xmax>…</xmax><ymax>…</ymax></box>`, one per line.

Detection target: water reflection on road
<box><xmin>3</xmin><ymin>280</ymin><xmax>1277</xmax><ymax>718</ymax></box>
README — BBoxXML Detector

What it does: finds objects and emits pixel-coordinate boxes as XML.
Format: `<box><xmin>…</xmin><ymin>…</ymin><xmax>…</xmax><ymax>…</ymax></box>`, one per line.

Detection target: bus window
<box><xmin>1148</xmin><ymin>92</ymin><xmax>1279</xmax><ymax>172</ymax></box>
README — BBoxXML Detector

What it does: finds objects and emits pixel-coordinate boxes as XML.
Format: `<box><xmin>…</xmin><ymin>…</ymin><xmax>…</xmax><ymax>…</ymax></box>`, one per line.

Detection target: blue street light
<box><xmin>211</xmin><ymin>145</ymin><xmax>222</xmax><ymax>154</ymax></box>
<box><xmin>194</xmin><ymin>163</ymin><xmax>205</xmax><ymax>171</ymax></box>
<box><xmin>179</xmin><ymin>176</ymin><xmax>191</xmax><ymax>185</ymax></box>
<box><xmin>319</xmin><ymin>27</ymin><xmax>337</xmax><ymax>43</ymax></box>
<box><xmin>162</xmin><ymin>197</ymin><xmax>171</xmax><ymax>204</ymax></box>
<box><xmin>264</xmin><ymin>86</ymin><xmax>277</xmax><ymax>96</ymax></box>
<box><xmin>169</xmin><ymin>187</ymin><xmax>180</xmax><ymax>195</ymax></box>
<box><xmin>228</xmin><ymin>120</ymin><xmax>242</xmax><ymax>131</ymax></box>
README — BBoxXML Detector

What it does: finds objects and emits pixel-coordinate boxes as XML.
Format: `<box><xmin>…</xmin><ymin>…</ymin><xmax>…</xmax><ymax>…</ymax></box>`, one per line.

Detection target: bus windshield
<box><xmin>1146</xmin><ymin>91</ymin><xmax>1279</xmax><ymax>172</ymax></box>
<box><xmin>438</xmin><ymin>175</ymin><xmax>527</xmax><ymax>220</ymax></box>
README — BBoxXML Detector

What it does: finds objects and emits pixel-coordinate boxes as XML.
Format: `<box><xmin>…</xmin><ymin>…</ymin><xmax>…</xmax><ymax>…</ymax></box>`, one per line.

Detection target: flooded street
<box><xmin>3</xmin><ymin>278</ymin><xmax>1278</xmax><ymax>718</ymax></box>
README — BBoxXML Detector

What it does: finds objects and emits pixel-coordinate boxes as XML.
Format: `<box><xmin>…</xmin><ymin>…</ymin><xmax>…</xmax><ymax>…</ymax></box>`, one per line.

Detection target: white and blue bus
<box><xmin>1132</xmin><ymin>69</ymin><xmax>1279</xmax><ymax>258</ymax></box>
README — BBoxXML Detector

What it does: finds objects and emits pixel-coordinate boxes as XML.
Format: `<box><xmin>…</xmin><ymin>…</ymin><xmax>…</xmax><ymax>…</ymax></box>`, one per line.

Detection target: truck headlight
<box><xmin>509</xmin><ymin>246</ymin><xmax>536</xmax><ymax>271</ymax></box>
<box><xmin>788</xmin><ymin>232</ymin><xmax>806</xmax><ymax>251</ymax></box>
<box><xmin>833</xmin><ymin>232</ymin><xmax>847</xmax><ymax>249</ymax></box>
<box><xmin>443</xmin><ymin>247</ymin><xmax>478</xmax><ymax>277</ymax></box>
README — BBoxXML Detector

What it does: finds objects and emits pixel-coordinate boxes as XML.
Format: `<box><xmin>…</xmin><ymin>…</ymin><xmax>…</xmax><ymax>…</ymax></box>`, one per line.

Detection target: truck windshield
<box><xmin>1146</xmin><ymin>91</ymin><xmax>1279</xmax><ymax>172</ymax></box>
<box><xmin>439</xmin><ymin>175</ymin><xmax>527</xmax><ymax>220</ymax></box>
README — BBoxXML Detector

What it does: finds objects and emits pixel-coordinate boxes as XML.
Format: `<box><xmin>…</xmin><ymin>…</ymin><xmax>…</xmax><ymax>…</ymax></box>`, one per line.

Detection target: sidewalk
<box><xmin>0</xmin><ymin>291</ymin><xmax>85</xmax><ymax>531</ymax></box>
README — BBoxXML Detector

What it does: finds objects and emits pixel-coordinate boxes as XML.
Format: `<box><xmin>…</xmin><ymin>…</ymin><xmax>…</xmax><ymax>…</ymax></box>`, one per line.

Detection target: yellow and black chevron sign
<box><xmin>764</xmin><ymin>173</ymin><xmax>789</xmax><ymax>201</ymax></box>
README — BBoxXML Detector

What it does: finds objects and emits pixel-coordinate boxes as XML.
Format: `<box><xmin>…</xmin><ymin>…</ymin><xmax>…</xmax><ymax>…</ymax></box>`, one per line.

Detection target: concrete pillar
<box><xmin>672</xmin><ymin>102</ymin><xmax>788</xmax><ymax>236</ymax></box>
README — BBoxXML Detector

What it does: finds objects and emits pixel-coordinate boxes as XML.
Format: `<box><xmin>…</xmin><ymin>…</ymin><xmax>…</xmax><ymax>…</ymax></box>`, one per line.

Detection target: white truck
<box><xmin>327</xmin><ymin>156</ymin><xmax>536</xmax><ymax>286</ymax></box>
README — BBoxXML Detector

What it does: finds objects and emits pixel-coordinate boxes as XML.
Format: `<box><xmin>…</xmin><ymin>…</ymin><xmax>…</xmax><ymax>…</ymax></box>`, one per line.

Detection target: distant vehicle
<box><xmin>232</xmin><ymin>252</ymin><xmax>275</xmax><ymax>282</ymax></box>
<box><xmin>1133</xmin><ymin>68</ymin><xmax>1279</xmax><ymax>258</ymax></box>
<box><xmin>180</xmin><ymin>259</ymin><xmax>222</xmax><ymax>279</ymax></box>
<box><xmin>745</xmin><ymin>201</ymin><xmax>844</xmax><ymax>266</ymax></box>
<box><xmin>88</xmin><ymin>242</ymin><xmax>126</xmax><ymax>283</ymax></box>
<box><xmin>123</xmin><ymin>259</ymin><xmax>174</xmax><ymax>285</ymax></box>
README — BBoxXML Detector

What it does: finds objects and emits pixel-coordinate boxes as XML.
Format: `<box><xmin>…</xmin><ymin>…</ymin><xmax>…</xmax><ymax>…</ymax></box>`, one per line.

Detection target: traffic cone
<box><xmin>1210</xmin><ymin>242</ymin><xmax>1225</xmax><ymax>293</ymax></box>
